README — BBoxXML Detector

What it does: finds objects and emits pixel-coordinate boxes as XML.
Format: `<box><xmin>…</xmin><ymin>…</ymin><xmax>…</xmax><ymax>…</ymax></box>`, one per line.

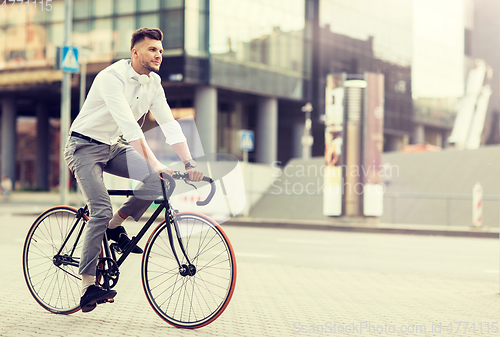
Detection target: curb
<box><xmin>223</xmin><ymin>218</ymin><xmax>500</xmax><ymax>239</ymax></box>
<box><xmin>2</xmin><ymin>204</ymin><xmax>498</xmax><ymax>239</ymax></box>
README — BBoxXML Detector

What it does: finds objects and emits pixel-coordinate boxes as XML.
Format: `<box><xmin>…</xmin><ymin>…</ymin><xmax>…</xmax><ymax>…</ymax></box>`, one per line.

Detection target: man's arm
<box><xmin>171</xmin><ymin>142</ymin><xmax>194</xmax><ymax>165</ymax></box>
<box><xmin>129</xmin><ymin>138</ymin><xmax>166</xmax><ymax>174</ymax></box>
<box><xmin>130</xmin><ymin>138</ymin><xmax>203</xmax><ymax>181</ymax></box>
<box><xmin>171</xmin><ymin>142</ymin><xmax>203</xmax><ymax>181</ymax></box>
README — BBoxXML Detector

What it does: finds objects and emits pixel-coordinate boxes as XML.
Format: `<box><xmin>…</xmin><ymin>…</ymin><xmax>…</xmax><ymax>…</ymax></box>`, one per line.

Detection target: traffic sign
<box><xmin>60</xmin><ymin>46</ymin><xmax>80</xmax><ymax>73</ymax></box>
<box><xmin>239</xmin><ymin>130</ymin><xmax>254</xmax><ymax>151</ymax></box>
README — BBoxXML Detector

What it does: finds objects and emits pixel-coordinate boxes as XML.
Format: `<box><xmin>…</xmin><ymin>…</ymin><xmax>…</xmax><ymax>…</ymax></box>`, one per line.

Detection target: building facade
<box><xmin>1</xmin><ymin>0</ymin><xmax>471</xmax><ymax>190</ymax></box>
<box><xmin>317</xmin><ymin>0</ymin><xmax>414</xmax><ymax>151</ymax></box>
<box><xmin>0</xmin><ymin>0</ymin><xmax>313</xmax><ymax>190</ymax></box>
<box><xmin>472</xmin><ymin>0</ymin><xmax>500</xmax><ymax>145</ymax></box>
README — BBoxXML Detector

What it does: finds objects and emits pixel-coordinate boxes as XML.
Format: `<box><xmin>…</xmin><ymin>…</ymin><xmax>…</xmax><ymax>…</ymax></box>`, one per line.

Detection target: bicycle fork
<box><xmin>166</xmin><ymin>209</ymin><xmax>196</xmax><ymax>277</ymax></box>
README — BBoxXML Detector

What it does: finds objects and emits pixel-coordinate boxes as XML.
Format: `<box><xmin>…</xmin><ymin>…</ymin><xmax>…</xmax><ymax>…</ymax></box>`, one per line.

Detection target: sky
<box><xmin>412</xmin><ymin>0</ymin><xmax>466</xmax><ymax>99</ymax></box>
<box><xmin>321</xmin><ymin>0</ymin><xmax>467</xmax><ymax>99</ymax></box>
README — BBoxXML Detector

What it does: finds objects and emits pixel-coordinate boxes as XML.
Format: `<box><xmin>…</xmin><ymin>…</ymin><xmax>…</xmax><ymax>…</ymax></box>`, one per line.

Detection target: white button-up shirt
<box><xmin>70</xmin><ymin>59</ymin><xmax>186</xmax><ymax>145</ymax></box>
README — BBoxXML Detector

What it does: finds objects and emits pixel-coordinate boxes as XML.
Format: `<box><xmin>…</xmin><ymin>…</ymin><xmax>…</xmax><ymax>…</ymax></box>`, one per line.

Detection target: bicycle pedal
<box><xmin>97</xmin><ymin>298</ymin><xmax>114</xmax><ymax>304</ymax></box>
<box><xmin>110</xmin><ymin>243</ymin><xmax>123</xmax><ymax>254</ymax></box>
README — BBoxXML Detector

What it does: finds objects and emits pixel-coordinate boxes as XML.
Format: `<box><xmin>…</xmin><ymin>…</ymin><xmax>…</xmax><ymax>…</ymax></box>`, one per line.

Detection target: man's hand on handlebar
<box><xmin>154</xmin><ymin>163</ymin><xmax>202</xmax><ymax>182</ymax></box>
<box><xmin>154</xmin><ymin>163</ymin><xmax>174</xmax><ymax>177</ymax></box>
<box><xmin>186</xmin><ymin>167</ymin><xmax>203</xmax><ymax>182</ymax></box>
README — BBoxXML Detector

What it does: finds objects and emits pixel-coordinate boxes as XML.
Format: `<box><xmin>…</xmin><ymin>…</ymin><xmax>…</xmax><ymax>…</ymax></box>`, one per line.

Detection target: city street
<box><xmin>1</xmin><ymin>214</ymin><xmax>500</xmax><ymax>336</ymax></box>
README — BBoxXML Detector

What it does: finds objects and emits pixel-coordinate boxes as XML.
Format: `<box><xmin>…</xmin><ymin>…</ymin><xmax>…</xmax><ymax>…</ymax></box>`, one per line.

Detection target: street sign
<box><xmin>60</xmin><ymin>46</ymin><xmax>80</xmax><ymax>73</ymax></box>
<box><xmin>239</xmin><ymin>130</ymin><xmax>254</xmax><ymax>151</ymax></box>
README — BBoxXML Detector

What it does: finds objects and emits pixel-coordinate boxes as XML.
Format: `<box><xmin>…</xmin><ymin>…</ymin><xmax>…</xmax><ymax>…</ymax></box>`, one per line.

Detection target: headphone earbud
<box><xmin>139</xmin><ymin>74</ymin><xmax>152</xmax><ymax>85</ymax></box>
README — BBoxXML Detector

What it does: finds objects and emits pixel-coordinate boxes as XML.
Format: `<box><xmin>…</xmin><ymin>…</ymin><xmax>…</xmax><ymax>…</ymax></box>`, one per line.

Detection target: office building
<box><xmin>0</xmin><ymin>0</ymin><xmax>472</xmax><ymax>190</ymax></box>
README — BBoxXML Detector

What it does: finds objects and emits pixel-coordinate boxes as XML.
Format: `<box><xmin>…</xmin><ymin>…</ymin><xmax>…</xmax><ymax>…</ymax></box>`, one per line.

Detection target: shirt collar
<box><xmin>127</xmin><ymin>60</ymin><xmax>141</xmax><ymax>82</ymax></box>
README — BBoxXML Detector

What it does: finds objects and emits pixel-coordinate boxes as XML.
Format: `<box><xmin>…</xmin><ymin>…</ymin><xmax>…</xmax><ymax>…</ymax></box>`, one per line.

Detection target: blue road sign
<box><xmin>60</xmin><ymin>46</ymin><xmax>80</xmax><ymax>73</ymax></box>
<box><xmin>239</xmin><ymin>130</ymin><xmax>254</xmax><ymax>151</ymax></box>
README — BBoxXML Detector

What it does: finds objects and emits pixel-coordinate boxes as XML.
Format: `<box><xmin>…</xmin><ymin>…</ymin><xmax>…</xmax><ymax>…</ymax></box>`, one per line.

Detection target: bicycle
<box><xmin>22</xmin><ymin>172</ymin><xmax>237</xmax><ymax>329</ymax></box>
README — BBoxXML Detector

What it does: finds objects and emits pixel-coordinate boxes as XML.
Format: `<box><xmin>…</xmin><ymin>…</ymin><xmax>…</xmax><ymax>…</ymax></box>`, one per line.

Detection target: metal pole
<box><xmin>59</xmin><ymin>0</ymin><xmax>73</xmax><ymax>205</ymax></box>
<box><xmin>301</xmin><ymin>102</ymin><xmax>313</xmax><ymax>159</ymax></box>
<box><xmin>242</xmin><ymin>149</ymin><xmax>249</xmax><ymax>217</ymax></box>
<box><xmin>75</xmin><ymin>50</ymin><xmax>88</xmax><ymax>206</ymax></box>
<box><xmin>79</xmin><ymin>60</ymin><xmax>87</xmax><ymax>110</ymax></box>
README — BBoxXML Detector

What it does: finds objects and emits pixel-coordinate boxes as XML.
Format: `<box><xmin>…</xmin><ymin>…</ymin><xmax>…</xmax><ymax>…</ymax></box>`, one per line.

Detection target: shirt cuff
<box><xmin>124</xmin><ymin>130</ymin><xmax>145</xmax><ymax>142</ymax></box>
<box><xmin>159</xmin><ymin>121</ymin><xmax>187</xmax><ymax>145</ymax></box>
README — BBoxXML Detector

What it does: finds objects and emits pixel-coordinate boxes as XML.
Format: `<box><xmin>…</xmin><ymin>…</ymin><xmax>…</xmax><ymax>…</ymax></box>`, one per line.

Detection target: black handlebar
<box><xmin>197</xmin><ymin>176</ymin><xmax>215</xmax><ymax>206</ymax></box>
<box><xmin>161</xmin><ymin>171</ymin><xmax>216</xmax><ymax>206</ymax></box>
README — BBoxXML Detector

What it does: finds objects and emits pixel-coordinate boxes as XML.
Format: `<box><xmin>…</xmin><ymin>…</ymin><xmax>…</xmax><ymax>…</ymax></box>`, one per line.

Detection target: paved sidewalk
<box><xmin>4</xmin><ymin>215</ymin><xmax>500</xmax><ymax>337</ymax></box>
<box><xmin>2</xmin><ymin>191</ymin><xmax>498</xmax><ymax>238</ymax></box>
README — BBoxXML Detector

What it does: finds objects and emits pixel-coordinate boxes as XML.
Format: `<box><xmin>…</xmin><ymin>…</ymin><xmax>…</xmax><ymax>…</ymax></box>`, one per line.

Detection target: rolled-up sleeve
<box><xmin>98</xmin><ymin>72</ymin><xmax>145</xmax><ymax>142</ymax></box>
<box><xmin>150</xmin><ymin>85</ymin><xmax>187</xmax><ymax>145</ymax></box>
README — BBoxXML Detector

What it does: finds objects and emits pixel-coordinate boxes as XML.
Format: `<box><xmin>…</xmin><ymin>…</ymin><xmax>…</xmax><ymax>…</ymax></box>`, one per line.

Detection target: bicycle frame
<box><xmin>53</xmin><ymin>172</ymin><xmax>210</xmax><ymax>289</ymax></box>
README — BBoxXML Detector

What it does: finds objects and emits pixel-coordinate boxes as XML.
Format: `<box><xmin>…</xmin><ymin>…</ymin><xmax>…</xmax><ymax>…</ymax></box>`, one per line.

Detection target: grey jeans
<box><xmin>64</xmin><ymin>136</ymin><xmax>162</xmax><ymax>276</ymax></box>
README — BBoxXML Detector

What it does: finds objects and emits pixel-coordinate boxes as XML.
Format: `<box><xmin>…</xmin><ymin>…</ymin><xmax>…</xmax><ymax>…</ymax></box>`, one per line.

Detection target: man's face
<box><xmin>132</xmin><ymin>37</ymin><xmax>163</xmax><ymax>74</ymax></box>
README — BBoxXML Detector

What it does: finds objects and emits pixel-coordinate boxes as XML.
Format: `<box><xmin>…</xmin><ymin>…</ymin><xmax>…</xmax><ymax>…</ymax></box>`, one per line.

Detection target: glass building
<box><xmin>318</xmin><ymin>0</ymin><xmax>414</xmax><ymax>151</ymax></box>
<box><xmin>0</xmin><ymin>0</ymin><xmax>313</xmax><ymax>190</ymax></box>
<box><xmin>3</xmin><ymin>0</ymin><xmax>465</xmax><ymax>189</ymax></box>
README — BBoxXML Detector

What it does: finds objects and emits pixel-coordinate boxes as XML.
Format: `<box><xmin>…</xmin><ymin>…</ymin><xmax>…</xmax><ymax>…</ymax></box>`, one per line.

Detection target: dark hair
<box><xmin>130</xmin><ymin>28</ymin><xmax>163</xmax><ymax>50</ymax></box>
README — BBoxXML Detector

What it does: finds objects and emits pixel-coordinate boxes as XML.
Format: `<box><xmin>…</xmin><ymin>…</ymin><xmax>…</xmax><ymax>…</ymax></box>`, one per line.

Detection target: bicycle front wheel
<box><xmin>23</xmin><ymin>206</ymin><xmax>88</xmax><ymax>314</ymax></box>
<box><xmin>142</xmin><ymin>212</ymin><xmax>237</xmax><ymax>329</ymax></box>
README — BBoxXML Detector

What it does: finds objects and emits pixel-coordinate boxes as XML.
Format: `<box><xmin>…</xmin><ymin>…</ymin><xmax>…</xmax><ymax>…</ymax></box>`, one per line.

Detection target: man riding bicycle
<box><xmin>64</xmin><ymin>27</ymin><xmax>202</xmax><ymax>313</ymax></box>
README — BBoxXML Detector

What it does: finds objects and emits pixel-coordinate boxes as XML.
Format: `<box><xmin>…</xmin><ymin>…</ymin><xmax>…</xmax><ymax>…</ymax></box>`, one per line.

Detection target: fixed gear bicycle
<box><xmin>22</xmin><ymin>172</ymin><xmax>237</xmax><ymax>329</ymax></box>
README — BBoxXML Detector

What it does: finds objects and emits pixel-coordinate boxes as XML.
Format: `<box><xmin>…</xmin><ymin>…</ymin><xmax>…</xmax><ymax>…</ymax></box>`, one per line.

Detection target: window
<box><xmin>162</xmin><ymin>10</ymin><xmax>183</xmax><ymax>49</ymax></box>
<box><xmin>26</xmin><ymin>25</ymin><xmax>47</xmax><ymax>61</ymax></box>
<box><xmin>138</xmin><ymin>14</ymin><xmax>160</xmax><ymax>30</ymax></box>
<box><xmin>47</xmin><ymin>1</ymin><xmax>65</xmax><ymax>22</ymax></box>
<box><xmin>116</xmin><ymin>0</ymin><xmax>136</xmax><ymax>15</ymax></box>
<box><xmin>47</xmin><ymin>23</ymin><xmax>64</xmax><ymax>47</ymax></box>
<box><xmin>28</xmin><ymin>9</ymin><xmax>46</xmax><ymax>24</ymax></box>
<box><xmin>93</xmin><ymin>0</ymin><xmax>113</xmax><ymax>17</ymax></box>
<box><xmin>162</xmin><ymin>0</ymin><xmax>183</xmax><ymax>9</ymax></box>
<box><xmin>74</xmin><ymin>0</ymin><xmax>90</xmax><ymax>19</ymax></box>
<box><xmin>115</xmin><ymin>16</ymin><xmax>136</xmax><ymax>55</ymax></box>
<box><xmin>185</xmin><ymin>8</ymin><xmax>207</xmax><ymax>57</ymax></box>
<box><xmin>73</xmin><ymin>21</ymin><xmax>91</xmax><ymax>48</ymax></box>
<box><xmin>90</xmin><ymin>18</ymin><xmax>112</xmax><ymax>59</ymax></box>
<box><xmin>138</xmin><ymin>0</ymin><xmax>160</xmax><ymax>12</ymax></box>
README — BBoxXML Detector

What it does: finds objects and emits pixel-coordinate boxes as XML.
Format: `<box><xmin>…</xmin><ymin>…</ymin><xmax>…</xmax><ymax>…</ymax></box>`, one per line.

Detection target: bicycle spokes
<box><xmin>142</xmin><ymin>212</ymin><xmax>236</xmax><ymax>329</ymax></box>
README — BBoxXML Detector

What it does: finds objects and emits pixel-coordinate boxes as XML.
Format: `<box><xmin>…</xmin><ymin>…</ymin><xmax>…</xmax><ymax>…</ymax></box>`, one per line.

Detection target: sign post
<box><xmin>239</xmin><ymin>130</ymin><xmax>254</xmax><ymax>163</ymax></box>
<box><xmin>59</xmin><ymin>0</ymin><xmax>77</xmax><ymax>205</ymax></box>
<box><xmin>238</xmin><ymin>130</ymin><xmax>254</xmax><ymax>217</ymax></box>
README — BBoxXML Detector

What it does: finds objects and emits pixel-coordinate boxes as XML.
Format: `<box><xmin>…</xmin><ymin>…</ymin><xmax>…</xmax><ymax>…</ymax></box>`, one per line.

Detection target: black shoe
<box><xmin>106</xmin><ymin>226</ymin><xmax>143</xmax><ymax>254</ymax></box>
<box><xmin>80</xmin><ymin>285</ymin><xmax>117</xmax><ymax>313</ymax></box>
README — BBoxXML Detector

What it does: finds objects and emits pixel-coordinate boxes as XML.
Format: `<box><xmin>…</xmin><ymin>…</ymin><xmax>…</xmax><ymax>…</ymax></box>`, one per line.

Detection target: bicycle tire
<box><xmin>141</xmin><ymin>212</ymin><xmax>237</xmax><ymax>329</ymax></box>
<box><xmin>23</xmin><ymin>206</ymin><xmax>89</xmax><ymax>314</ymax></box>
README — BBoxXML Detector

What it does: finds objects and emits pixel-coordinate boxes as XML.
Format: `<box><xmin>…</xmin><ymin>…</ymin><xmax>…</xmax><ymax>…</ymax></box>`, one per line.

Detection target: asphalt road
<box><xmin>1</xmin><ymin>214</ymin><xmax>500</xmax><ymax>336</ymax></box>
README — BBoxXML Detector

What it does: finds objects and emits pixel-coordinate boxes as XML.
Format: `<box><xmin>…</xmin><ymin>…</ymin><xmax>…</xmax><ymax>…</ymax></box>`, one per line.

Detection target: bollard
<box><xmin>472</xmin><ymin>183</ymin><xmax>483</xmax><ymax>227</ymax></box>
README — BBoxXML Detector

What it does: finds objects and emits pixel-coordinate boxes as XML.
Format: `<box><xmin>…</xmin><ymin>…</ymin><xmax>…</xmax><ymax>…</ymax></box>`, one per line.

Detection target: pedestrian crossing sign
<box><xmin>239</xmin><ymin>130</ymin><xmax>254</xmax><ymax>151</ymax></box>
<box><xmin>60</xmin><ymin>46</ymin><xmax>80</xmax><ymax>73</ymax></box>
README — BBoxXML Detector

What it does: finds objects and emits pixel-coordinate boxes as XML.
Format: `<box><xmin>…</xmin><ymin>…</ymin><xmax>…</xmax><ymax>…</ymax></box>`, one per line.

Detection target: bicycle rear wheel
<box><xmin>142</xmin><ymin>212</ymin><xmax>236</xmax><ymax>329</ymax></box>
<box><xmin>23</xmin><ymin>206</ymin><xmax>88</xmax><ymax>314</ymax></box>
